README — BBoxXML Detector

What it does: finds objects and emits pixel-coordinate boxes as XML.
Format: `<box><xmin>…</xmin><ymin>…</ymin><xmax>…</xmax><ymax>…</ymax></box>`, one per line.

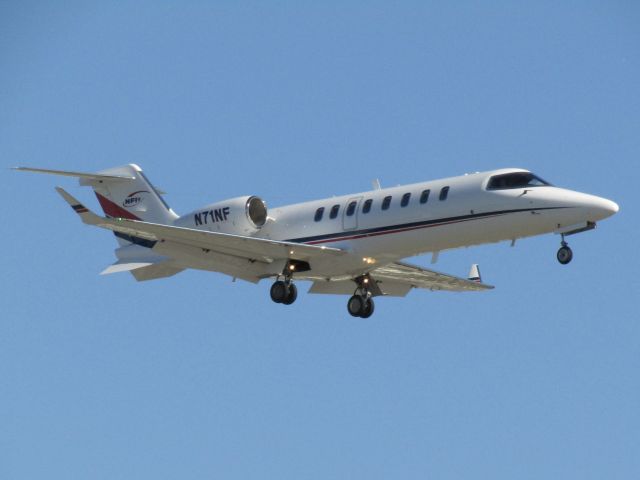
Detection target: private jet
<box><xmin>14</xmin><ymin>165</ymin><xmax>618</xmax><ymax>317</ymax></box>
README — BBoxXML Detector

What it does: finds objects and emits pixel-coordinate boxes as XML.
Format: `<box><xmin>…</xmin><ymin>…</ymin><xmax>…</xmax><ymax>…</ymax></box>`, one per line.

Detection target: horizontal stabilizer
<box><xmin>13</xmin><ymin>166</ymin><xmax>135</xmax><ymax>180</ymax></box>
<box><xmin>130</xmin><ymin>263</ymin><xmax>184</xmax><ymax>281</ymax></box>
<box><xmin>101</xmin><ymin>261</ymin><xmax>155</xmax><ymax>275</ymax></box>
<box><xmin>101</xmin><ymin>259</ymin><xmax>184</xmax><ymax>281</ymax></box>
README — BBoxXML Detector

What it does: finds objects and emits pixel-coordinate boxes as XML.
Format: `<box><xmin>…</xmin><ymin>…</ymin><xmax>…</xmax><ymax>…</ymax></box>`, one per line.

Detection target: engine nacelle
<box><xmin>175</xmin><ymin>196</ymin><xmax>268</xmax><ymax>235</ymax></box>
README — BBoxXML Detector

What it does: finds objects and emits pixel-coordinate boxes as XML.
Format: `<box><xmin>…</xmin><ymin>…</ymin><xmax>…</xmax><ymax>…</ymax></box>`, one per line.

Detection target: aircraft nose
<box><xmin>589</xmin><ymin>195</ymin><xmax>619</xmax><ymax>220</ymax></box>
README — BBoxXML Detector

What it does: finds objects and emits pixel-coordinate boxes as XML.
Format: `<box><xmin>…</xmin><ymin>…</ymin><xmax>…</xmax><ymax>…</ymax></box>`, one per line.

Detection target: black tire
<box><xmin>360</xmin><ymin>298</ymin><xmax>375</xmax><ymax>318</ymax></box>
<box><xmin>282</xmin><ymin>283</ymin><xmax>298</xmax><ymax>305</ymax></box>
<box><xmin>270</xmin><ymin>280</ymin><xmax>287</xmax><ymax>303</ymax></box>
<box><xmin>557</xmin><ymin>246</ymin><xmax>573</xmax><ymax>265</ymax></box>
<box><xmin>347</xmin><ymin>295</ymin><xmax>364</xmax><ymax>317</ymax></box>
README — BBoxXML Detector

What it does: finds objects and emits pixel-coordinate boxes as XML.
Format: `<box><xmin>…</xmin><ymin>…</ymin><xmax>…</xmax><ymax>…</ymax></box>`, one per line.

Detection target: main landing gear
<box><xmin>270</xmin><ymin>261</ymin><xmax>298</xmax><ymax>305</ymax></box>
<box><xmin>347</xmin><ymin>276</ymin><xmax>375</xmax><ymax>318</ymax></box>
<box><xmin>348</xmin><ymin>295</ymin><xmax>375</xmax><ymax>318</ymax></box>
<box><xmin>557</xmin><ymin>234</ymin><xmax>573</xmax><ymax>265</ymax></box>
<box><xmin>270</xmin><ymin>280</ymin><xmax>297</xmax><ymax>305</ymax></box>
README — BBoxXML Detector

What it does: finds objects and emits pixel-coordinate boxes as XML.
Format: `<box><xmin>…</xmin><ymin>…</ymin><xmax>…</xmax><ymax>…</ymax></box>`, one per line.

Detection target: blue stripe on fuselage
<box><xmin>285</xmin><ymin>206</ymin><xmax>568</xmax><ymax>244</ymax></box>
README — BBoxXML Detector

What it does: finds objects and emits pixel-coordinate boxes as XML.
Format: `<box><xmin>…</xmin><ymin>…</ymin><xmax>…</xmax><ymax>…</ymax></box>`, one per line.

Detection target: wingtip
<box><xmin>54</xmin><ymin>186</ymin><xmax>93</xmax><ymax>217</ymax></box>
<box><xmin>54</xmin><ymin>186</ymin><xmax>77</xmax><ymax>204</ymax></box>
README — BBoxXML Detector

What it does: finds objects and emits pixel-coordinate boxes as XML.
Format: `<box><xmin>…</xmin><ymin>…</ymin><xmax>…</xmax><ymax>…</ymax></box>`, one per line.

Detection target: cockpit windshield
<box><xmin>487</xmin><ymin>172</ymin><xmax>551</xmax><ymax>190</ymax></box>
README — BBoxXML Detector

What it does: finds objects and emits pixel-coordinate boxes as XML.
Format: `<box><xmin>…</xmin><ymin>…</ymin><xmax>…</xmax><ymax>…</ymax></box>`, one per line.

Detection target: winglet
<box><xmin>468</xmin><ymin>264</ymin><xmax>482</xmax><ymax>283</ymax></box>
<box><xmin>55</xmin><ymin>187</ymin><xmax>102</xmax><ymax>225</ymax></box>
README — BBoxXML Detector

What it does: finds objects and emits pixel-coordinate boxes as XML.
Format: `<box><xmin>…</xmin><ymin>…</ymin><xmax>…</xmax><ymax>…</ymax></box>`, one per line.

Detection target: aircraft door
<box><xmin>343</xmin><ymin>196</ymin><xmax>362</xmax><ymax>231</ymax></box>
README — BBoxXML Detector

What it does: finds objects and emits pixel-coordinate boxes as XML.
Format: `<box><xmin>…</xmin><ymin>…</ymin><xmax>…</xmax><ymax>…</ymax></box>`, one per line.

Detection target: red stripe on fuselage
<box><xmin>95</xmin><ymin>192</ymin><xmax>141</xmax><ymax>220</ymax></box>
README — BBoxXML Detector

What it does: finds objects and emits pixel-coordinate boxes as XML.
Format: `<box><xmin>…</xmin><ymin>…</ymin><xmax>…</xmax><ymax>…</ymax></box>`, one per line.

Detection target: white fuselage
<box><xmin>174</xmin><ymin>168</ymin><xmax>618</xmax><ymax>279</ymax></box>
<box><xmin>266</xmin><ymin>169</ymin><xmax>617</xmax><ymax>277</ymax></box>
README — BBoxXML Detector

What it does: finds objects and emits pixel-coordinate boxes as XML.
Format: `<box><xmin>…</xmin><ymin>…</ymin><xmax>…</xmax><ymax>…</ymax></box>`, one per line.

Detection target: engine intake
<box><xmin>246</xmin><ymin>196</ymin><xmax>267</xmax><ymax>228</ymax></box>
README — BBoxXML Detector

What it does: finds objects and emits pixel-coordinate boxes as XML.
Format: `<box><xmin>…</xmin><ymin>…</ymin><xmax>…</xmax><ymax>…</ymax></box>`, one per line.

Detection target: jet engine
<box><xmin>175</xmin><ymin>196</ymin><xmax>268</xmax><ymax>235</ymax></box>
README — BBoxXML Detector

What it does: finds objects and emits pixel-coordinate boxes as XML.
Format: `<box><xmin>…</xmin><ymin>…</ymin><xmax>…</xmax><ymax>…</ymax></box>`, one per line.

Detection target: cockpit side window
<box><xmin>487</xmin><ymin>172</ymin><xmax>551</xmax><ymax>190</ymax></box>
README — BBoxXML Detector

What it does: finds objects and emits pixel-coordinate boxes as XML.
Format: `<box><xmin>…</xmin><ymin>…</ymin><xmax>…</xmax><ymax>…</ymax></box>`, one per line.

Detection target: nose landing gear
<box><xmin>557</xmin><ymin>235</ymin><xmax>573</xmax><ymax>265</ymax></box>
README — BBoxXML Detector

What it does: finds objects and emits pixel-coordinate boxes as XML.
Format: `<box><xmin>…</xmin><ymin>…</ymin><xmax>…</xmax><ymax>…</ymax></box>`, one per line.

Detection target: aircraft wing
<box><xmin>55</xmin><ymin>187</ymin><xmax>344</xmax><ymax>264</ymax></box>
<box><xmin>309</xmin><ymin>261</ymin><xmax>493</xmax><ymax>296</ymax></box>
<box><xmin>371</xmin><ymin>261</ymin><xmax>494</xmax><ymax>292</ymax></box>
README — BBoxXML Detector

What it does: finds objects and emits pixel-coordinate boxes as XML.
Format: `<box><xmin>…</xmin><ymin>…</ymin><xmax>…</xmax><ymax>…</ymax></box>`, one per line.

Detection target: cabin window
<box><xmin>401</xmin><ymin>193</ymin><xmax>411</xmax><ymax>207</ymax></box>
<box><xmin>330</xmin><ymin>204</ymin><xmax>340</xmax><ymax>219</ymax></box>
<box><xmin>362</xmin><ymin>199</ymin><xmax>373</xmax><ymax>214</ymax></box>
<box><xmin>420</xmin><ymin>189</ymin><xmax>430</xmax><ymax>204</ymax></box>
<box><xmin>439</xmin><ymin>186</ymin><xmax>450</xmax><ymax>201</ymax></box>
<box><xmin>382</xmin><ymin>196</ymin><xmax>392</xmax><ymax>210</ymax></box>
<box><xmin>487</xmin><ymin>172</ymin><xmax>551</xmax><ymax>190</ymax></box>
<box><xmin>346</xmin><ymin>201</ymin><xmax>357</xmax><ymax>216</ymax></box>
<box><xmin>314</xmin><ymin>207</ymin><xmax>324</xmax><ymax>222</ymax></box>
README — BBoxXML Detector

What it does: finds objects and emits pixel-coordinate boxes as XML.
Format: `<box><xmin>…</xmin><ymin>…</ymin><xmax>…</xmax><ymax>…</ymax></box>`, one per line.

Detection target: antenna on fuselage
<box><xmin>372</xmin><ymin>179</ymin><xmax>382</xmax><ymax>190</ymax></box>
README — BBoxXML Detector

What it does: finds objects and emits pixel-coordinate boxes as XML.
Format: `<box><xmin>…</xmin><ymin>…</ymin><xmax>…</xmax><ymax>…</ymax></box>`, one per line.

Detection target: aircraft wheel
<box><xmin>270</xmin><ymin>280</ymin><xmax>287</xmax><ymax>303</ymax></box>
<box><xmin>360</xmin><ymin>298</ymin><xmax>375</xmax><ymax>318</ymax></box>
<box><xmin>557</xmin><ymin>245</ymin><xmax>573</xmax><ymax>265</ymax></box>
<box><xmin>282</xmin><ymin>283</ymin><xmax>298</xmax><ymax>305</ymax></box>
<box><xmin>347</xmin><ymin>295</ymin><xmax>364</xmax><ymax>317</ymax></box>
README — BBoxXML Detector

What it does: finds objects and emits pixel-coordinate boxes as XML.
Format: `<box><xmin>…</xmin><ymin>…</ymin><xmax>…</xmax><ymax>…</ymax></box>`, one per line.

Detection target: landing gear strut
<box><xmin>557</xmin><ymin>235</ymin><xmax>573</xmax><ymax>265</ymax></box>
<box><xmin>270</xmin><ymin>262</ymin><xmax>298</xmax><ymax>305</ymax></box>
<box><xmin>347</xmin><ymin>276</ymin><xmax>376</xmax><ymax>318</ymax></box>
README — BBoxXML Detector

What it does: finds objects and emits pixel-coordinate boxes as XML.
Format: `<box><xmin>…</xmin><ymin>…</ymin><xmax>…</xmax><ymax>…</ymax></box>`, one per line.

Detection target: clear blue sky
<box><xmin>2</xmin><ymin>2</ymin><xmax>639</xmax><ymax>478</ymax></box>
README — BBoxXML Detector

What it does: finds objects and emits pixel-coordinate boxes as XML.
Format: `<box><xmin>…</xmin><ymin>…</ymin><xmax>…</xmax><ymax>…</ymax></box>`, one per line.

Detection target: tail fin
<box><xmin>15</xmin><ymin>164</ymin><xmax>178</xmax><ymax>247</ymax></box>
<box><xmin>14</xmin><ymin>164</ymin><xmax>177</xmax><ymax>223</ymax></box>
<box><xmin>79</xmin><ymin>164</ymin><xmax>178</xmax><ymax>224</ymax></box>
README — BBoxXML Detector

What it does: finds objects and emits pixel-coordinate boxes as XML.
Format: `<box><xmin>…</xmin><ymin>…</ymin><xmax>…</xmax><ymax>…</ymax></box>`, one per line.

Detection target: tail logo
<box><xmin>122</xmin><ymin>190</ymin><xmax>150</xmax><ymax>208</ymax></box>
